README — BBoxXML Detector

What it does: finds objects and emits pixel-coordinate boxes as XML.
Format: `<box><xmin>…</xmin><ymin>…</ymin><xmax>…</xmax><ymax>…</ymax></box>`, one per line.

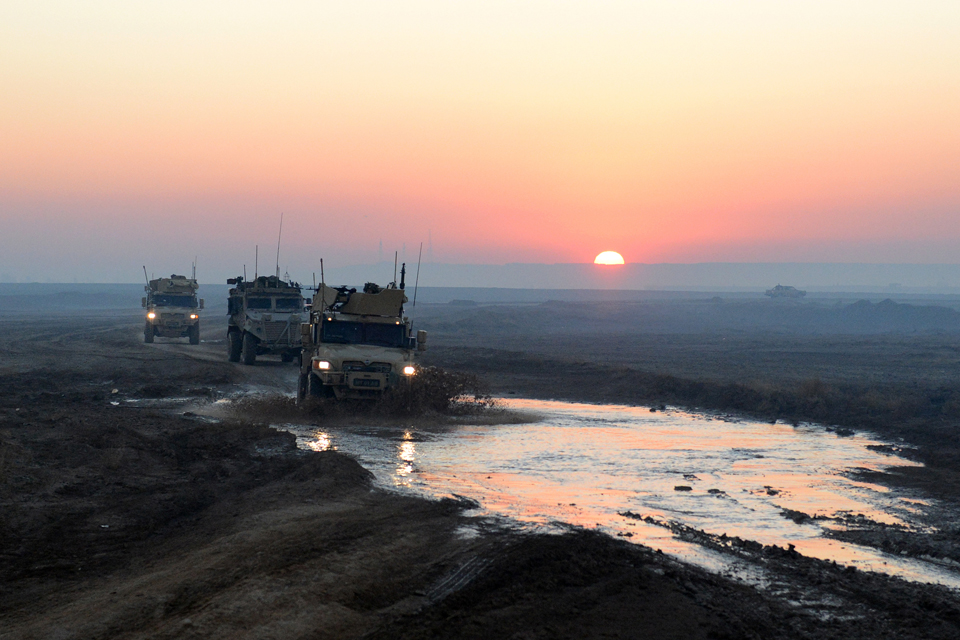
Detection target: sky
<box><xmin>1</xmin><ymin>1</ymin><xmax>959</xmax><ymax>283</ymax></box>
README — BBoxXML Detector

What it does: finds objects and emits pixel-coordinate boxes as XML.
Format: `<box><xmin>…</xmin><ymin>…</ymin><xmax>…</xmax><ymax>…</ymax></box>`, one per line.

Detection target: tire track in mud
<box><xmin>425</xmin><ymin>554</ymin><xmax>497</xmax><ymax>603</ymax></box>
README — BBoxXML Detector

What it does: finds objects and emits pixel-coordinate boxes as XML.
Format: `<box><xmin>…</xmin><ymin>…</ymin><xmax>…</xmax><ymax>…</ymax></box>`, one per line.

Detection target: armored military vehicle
<box><xmin>297</xmin><ymin>268</ymin><xmax>426</xmax><ymax>401</ymax></box>
<box><xmin>226</xmin><ymin>275</ymin><xmax>304</xmax><ymax>365</ymax></box>
<box><xmin>765</xmin><ymin>284</ymin><xmax>807</xmax><ymax>299</ymax></box>
<box><xmin>142</xmin><ymin>274</ymin><xmax>203</xmax><ymax>344</ymax></box>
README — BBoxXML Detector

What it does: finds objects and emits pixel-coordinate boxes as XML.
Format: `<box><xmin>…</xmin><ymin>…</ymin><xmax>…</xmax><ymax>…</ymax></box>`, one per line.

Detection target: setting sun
<box><xmin>594</xmin><ymin>251</ymin><xmax>625</xmax><ymax>265</ymax></box>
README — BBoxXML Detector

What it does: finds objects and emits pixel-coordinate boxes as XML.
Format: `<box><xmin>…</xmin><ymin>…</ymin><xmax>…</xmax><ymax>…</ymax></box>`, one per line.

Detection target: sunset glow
<box><xmin>1</xmin><ymin>1</ymin><xmax>960</xmax><ymax>282</ymax></box>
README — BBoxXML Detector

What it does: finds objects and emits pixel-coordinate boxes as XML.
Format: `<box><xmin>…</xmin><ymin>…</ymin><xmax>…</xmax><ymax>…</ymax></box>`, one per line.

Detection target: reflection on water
<box><xmin>281</xmin><ymin>398</ymin><xmax>960</xmax><ymax>588</ymax></box>
<box><xmin>303</xmin><ymin>431</ymin><xmax>331</xmax><ymax>452</ymax></box>
<box><xmin>398</xmin><ymin>431</ymin><xmax>416</xmax><ymax>477</ymax></box>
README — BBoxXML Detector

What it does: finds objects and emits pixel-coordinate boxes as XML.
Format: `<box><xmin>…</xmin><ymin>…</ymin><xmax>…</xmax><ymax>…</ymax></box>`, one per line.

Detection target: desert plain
<box><xmin>3</xmin><ymin>286</ymin><xmax>960</xmax><ymax>638</ymax></box>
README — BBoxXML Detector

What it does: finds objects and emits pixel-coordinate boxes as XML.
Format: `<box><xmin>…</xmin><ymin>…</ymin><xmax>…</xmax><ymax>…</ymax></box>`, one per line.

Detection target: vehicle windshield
<box><xmin>246</xmin><ymin>297</ymin><xmax>272</xmax><ymax>310</ymax></box>
<box><xmin>152</xmin><ymin>295</ymin><xmax>196</xmax><ymax>308</ymax></box>
<box><xmin>321</xmin><ymin>320</ymin><xmax>405</xmax><ymax>348</ymax></box>
<box><xmin>363</xmin><ymin>323</ymin><xmax>406</xmax><ymax>347</ymax></box>
<box><xmin>275</xmin><ymin>297</ymin><xmax>303</xmax><ymax>311</ymax></box>
<box><xmin>321</xmin><ymin>321</ymin><xmax>363</xmax><ymax>344</ymax></box>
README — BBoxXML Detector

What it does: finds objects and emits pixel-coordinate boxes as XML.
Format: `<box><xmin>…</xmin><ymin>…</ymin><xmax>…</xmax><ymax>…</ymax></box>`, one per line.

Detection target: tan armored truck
<box><xmin>226</xmin><ymin>275</ymin><xmax>304</xmax><ymax>365</ymax></box>
<box><xmin>297</xmin><ymin>273</ymin><xmax>427</xmax><ymax>401</ymax></box>
<box><xmin>142</xmin><ymin>275</ymin><xmax>203</xmax><ymax>344</ymax></box>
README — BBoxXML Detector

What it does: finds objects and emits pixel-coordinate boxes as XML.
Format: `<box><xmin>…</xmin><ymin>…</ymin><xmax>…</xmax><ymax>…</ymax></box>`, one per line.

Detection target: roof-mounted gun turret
<box><xmin>312</xmin><ymin>280</ymin><xmax>406</xmax><ymax>318</ymax></box>
<box><xmin>228</xmin><ymin>274</ymin><xmax>300</xmax><ymax>292</ymax></box>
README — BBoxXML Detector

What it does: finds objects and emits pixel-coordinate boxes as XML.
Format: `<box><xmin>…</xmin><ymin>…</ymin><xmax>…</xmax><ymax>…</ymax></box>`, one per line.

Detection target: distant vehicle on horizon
<box><xmin>765</xmin><ymin>284</ymin><xmax>806</xmax><ymax>299</ymax></box>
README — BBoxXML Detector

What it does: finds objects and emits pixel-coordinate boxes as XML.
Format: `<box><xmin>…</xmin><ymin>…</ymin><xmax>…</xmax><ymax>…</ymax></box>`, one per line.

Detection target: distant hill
<box><xmin>416</xmin><ymin>297</ymin><xmax>960</xmax><ymax>336</ymax></box>
<box><xmin>320</xmin><ymin>262</ymin><xmax>960</xmax><ymax>292</ymax></box>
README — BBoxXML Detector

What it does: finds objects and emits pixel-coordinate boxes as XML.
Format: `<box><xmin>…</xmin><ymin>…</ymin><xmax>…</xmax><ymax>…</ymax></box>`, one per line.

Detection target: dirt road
<box><xmin>2</xmin><ymin>313</ymin><xmax>960</xmax><ymax>638</ymax></box>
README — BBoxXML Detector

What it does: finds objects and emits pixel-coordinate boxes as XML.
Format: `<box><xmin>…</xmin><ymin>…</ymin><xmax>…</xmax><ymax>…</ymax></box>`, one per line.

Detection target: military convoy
<box><xmin>226</xmin><ymin>275</ymin><xmax>305</xmax><ymax>365</ymax></box>
<box><xmin>141</xmin><ymin>254</ymin><xmax>427</xmax><ymax>404</ymax></box>
<box><xmin>297</xmin><ymin>268</ymin><xmax>426</xmax><ymax>402</ymax></box>
<box><xmin>142</xmin><ymin>274</ymin><xmax>203</xmax><ymax>344</ymax></box>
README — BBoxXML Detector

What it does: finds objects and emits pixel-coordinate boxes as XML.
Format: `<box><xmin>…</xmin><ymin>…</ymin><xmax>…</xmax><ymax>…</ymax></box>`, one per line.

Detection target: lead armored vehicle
<box><xmin>226</xmin><ymin>275</ymin><xmax>304</xmax><ymax>365</ymax></box>
<box><xmin>142</xmin><ymin>274</ymin><xmax>203</xmax><ymax>344</ymax></box>
<box><xmin>297</xmin><ymin>269</ymin><xmax>426</xmax><ymax>401</ymax></box>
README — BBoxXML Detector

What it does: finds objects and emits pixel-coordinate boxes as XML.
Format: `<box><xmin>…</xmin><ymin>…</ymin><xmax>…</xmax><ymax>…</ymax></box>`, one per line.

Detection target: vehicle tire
<box><xmin>241</xmin><ymin>332</ymin><xmax>257</xmax><ymax>365</ymax></box>
<box><xmin>188</xmin><ymin>323</ymin><xmax>200</xmax><ymax>345</ymax></box>
<box><xmin>227</xmin><ymin>331</ymin><xmax>242</xmax><ymax>362</ymax></box>
<box><xmin>144</xmin><ymin>322</ymin><xmax>154</xmax><ymax>343</ymax></box>
<box><xmin>308</xmin><ymin>372</ymin><xmax>330</xmax><ymax>398</ymax></box>
<box><xmin>297</xmin><ymin>373</ymin><xmax>308</xmax><ymax>404</ymax></box>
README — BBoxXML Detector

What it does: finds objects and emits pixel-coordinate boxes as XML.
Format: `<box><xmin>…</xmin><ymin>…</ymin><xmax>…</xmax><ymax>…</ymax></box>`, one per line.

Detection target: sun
<box><xmin>594</xmin><ymin>251</ymin><xmax>625</xmax><ymax>265</ymax></box>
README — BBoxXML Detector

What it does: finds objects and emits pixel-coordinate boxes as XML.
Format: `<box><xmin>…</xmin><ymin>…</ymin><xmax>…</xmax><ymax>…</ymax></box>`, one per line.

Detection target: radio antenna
<box><xmin>192</xmin><ymin>256</ymin><xmax>197</xmax><ymax>280</ymax></box>
<box><xmin>320</xmin><ymin>259</ymin><xmax>326</xmax><ymax>310</ymax></box>
<box><xmin>255</xmin><ymin>245</ymin><xmax>258</xmax><ymax>279</ymax></box>
<box><xmin>142</xmin><ymin>265</ymin><xmax>149</xmax><ymax>286</ymax></box>
<box><xmin>413</xmin><ymin>242</ymin><xmax>422</xmax><ymax>307</ymax></box>
<box><xmin>393</xmin><ymin>251</ymin><xmax>398</xmax><ymax>285</ymax></box>
<box><xmin>275</xmin><ymin>212</ymin><xmax>283</xmax><ymax>279</ymax></box>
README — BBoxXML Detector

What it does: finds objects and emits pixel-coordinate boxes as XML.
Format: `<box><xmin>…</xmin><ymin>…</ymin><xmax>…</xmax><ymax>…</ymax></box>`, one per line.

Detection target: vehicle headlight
<box><xmin>189</xmin><ymin>314</ymin><xmax>198</xmax><ymax>319</ymax></box>
<box><xmin>402</xmin><ymin>365</ymin><xmax>416</xmax><ymax>376</ymax></box>
<box><xmin>147</xmin><ymin>312</ymin><xmax>156</xmax><ymax>319</ymax></box>
<box><xmin>313</xmin><ymin>360</ymin><xmax>331</xmax><ymax>370</ymax></box>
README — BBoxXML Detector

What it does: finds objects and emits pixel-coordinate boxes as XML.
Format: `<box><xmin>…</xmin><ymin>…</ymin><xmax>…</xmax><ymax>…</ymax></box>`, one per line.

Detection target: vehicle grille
<box><xmin>161</xmin><ymin>313</ymin><xmax>185</xmax><ymax>321</ymax></box>
<box><xmin>342</xmin><ymin>361</ymin><xmax>391</xmax><ymax>373</ymax></box>
<box><xmin>262</xmin><ymin>321</ymin><xmax>290</xmax><ymax>342</ymax></box>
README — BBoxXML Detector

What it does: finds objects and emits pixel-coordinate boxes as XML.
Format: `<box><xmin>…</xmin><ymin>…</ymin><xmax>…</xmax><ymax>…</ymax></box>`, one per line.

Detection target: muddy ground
<box><xmin>2</xmin><ymin>308</ymin><xmax>960</xmax><ymax>638</ymax></box>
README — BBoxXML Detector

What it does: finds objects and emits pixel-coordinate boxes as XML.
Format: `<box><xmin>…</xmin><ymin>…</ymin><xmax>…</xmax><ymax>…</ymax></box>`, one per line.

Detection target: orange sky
<box><xmin>1</xmin><ymin>1</ymin><xmax>959</xmax><ymax>281</ymax></box>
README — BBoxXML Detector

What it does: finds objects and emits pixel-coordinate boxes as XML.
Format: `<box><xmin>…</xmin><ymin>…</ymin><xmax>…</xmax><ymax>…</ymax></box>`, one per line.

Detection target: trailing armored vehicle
<box><xmin>142</xmin><ymin>274</ymin><xmax>203</xmax><ymax>344</ymax></box>
<box><xmin>226</xmin><ymin>275</ymin><xmax>304</xmax><ymax>365</ymax></box>
<box><xmin>297</xmin><ymin>268</ymin><xmax>426</xmax><ymax>401</ymax></box>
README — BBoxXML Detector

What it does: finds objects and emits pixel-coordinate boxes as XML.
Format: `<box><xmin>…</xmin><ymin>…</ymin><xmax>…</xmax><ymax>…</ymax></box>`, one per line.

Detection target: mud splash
<box><xmin>279</xmin><ymin>398</ymin><xmax>960</xmax><ymax>589</ymax></box>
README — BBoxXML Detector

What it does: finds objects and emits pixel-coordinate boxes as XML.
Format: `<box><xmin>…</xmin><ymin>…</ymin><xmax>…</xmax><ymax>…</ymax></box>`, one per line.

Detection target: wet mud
<box><xmin>2</xmin><ymin>314</ymin><xmax>960</xmax><ymax>638</ymax></box>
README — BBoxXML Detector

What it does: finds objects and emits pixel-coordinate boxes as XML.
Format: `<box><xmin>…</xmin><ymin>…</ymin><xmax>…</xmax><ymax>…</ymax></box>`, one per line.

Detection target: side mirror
<box><xmin>141</xmin><ymin>297</ymin><xmax>147</xmax><ymax>308</ymax></box>
<box><xmin>199</xmin><ymin>299</ymin><xmax>205</xmax><ymax>310</ymax></box>
<box><xmin>417</xmin><ymin>330</ymin><xmax>428</xmax><ymax>352</ymax></box>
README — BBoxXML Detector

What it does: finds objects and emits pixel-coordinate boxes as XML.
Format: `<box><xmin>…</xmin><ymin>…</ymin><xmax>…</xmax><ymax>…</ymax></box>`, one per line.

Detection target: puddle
<box><xmin>277</xmin><ymin>398</ymin><xmax>960</xmax><ymax>588</ymax></box>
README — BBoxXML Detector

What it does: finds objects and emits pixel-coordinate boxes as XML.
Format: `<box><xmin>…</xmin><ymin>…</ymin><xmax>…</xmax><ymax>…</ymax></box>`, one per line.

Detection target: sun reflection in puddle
<box><xmin>281</xmin><ymin>398</ymin><xmax>960</xmax><ymax>588</ymax></box>
<box><xmin>304</xmin><ymin>431</ymin><xmax>332</xmax><ymax>452</ymax></box>
<box><xmin>397</xmin><ymin>430</ymin><xmax>417</xmax><ymax>476</ymax></box>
